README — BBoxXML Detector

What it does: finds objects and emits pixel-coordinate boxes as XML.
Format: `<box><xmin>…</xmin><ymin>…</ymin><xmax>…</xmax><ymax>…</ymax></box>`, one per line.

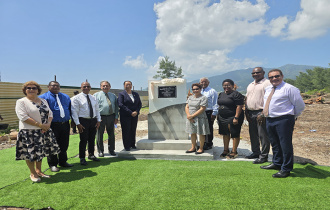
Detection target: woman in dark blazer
<box><xmin>118</xmin><ymin>81</ymin><xmax>142</xmax><ymax>151</ymax></box>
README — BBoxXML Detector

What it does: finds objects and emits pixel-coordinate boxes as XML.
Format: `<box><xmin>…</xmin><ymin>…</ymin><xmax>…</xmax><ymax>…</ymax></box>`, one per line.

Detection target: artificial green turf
<box><xmin>0</xmin><ymin>136</ymin><xmax>329</xmax><ymax>209</ymax></box>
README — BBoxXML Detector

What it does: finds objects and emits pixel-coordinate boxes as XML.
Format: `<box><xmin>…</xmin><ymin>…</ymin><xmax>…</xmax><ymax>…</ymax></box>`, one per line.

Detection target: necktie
<box><xmin>105</xmin><ymin>92</ymin><xmax>114</xmax><ymax>114</ymax></box>
<box><xmin>86</xmin><ymin>95</ymin><xmax>94</xmax><ymax>118</ymax></box>
<box><xmin>263</xmin><ymin>86</ymin><xmax>276</xmax><ymax>117</ymax></box>
<box><xmin>56</xmin><ymin>94</ymin><xmax>65</xmax><ymax>118</ymax></box>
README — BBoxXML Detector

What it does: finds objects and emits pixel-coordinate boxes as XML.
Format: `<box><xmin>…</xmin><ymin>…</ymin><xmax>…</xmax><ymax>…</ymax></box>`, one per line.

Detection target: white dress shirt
<box><xmin>71</xmin><ymin>93</ymin><xmax>101</xmax><ymax>125</ymax></box>
<box><xmin>264</xmin><ymin>81</ymin><xmax>305</xmax><ymax>118</ymax></box>
<box><xmin>201</xmin><ymin>86</ymin><xmax>218</xmax><ymax>115</ymax></box>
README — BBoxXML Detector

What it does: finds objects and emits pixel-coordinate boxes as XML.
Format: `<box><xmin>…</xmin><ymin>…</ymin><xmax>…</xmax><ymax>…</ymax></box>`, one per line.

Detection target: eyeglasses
<box><xmin>269</xmin><ymin>75</ymin><xmax>281</xmax><ymax>79</ymax></box>
<box><xmin>251</xmin><ymin>72</ymin><xmax>262</xmax><ymax>75</ymax></box>
<box><xmin>50</xmin><ymin>85</ymin><xmax>59</xmax><ymax>87</ymax></box>
<box><xmin>83</xmin><ymin>86</ymin><xmax>91</xmax><ymax>88</ymax></box>
<box><xmin>192</xmin><ymin>88</ymin><xmax>200</xmax><ymax>91</ymax></box>
<box><xmin>26</xmin><ymin>87</ymin><xmax>37</xmax><ymax>90</ymax></box>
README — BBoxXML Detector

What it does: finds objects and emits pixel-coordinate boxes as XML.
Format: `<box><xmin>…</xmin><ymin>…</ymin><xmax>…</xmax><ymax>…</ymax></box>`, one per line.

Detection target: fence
<box><xmin>0</xmin><ymin>82</ymin><xmax>148</xmax><ymax>127</ymax></box>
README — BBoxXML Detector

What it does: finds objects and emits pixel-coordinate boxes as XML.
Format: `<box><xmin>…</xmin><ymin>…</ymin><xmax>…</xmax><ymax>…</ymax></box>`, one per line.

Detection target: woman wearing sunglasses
<box><xmin>185</xmin><ymin>83</ymin><xmax>210</xmax><ymax>154</ymax></box>
<box><xmin>15</xmin><ymin>81</ymin><xmax>60</xmax><ymax>182</ymax></box>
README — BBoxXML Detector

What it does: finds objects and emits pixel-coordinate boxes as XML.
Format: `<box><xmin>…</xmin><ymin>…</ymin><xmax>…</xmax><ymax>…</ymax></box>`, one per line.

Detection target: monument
<box><xmin>148</xmin><ymin>78</ymin><xmax>188</xmax><ymax>140</ymax></box>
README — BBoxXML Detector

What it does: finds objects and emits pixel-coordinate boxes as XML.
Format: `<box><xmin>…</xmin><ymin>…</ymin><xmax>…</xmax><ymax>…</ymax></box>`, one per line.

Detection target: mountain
<box><xmin>187</xmin><ymin>64</ymin><xmax>318</xmax><ymax>93</ymax></box>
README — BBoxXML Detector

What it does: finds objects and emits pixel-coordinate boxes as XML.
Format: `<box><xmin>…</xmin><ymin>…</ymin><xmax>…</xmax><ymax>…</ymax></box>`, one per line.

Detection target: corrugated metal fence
<box><xmin>0</xmin><ymin>82</ymin><xmax>148</xmax><ymax>127</ymax></box>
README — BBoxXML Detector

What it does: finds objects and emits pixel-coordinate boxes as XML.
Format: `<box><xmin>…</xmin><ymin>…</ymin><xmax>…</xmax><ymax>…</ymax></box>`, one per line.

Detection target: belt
<box><xmin>52</xmin><ymin>121</ymin><xmax>69</xmax><ymax>125</ymax></box>
<box><xmin>101</xmin><ymin>114</ymin><xmax>114</xmax><ymax>117</ymax></box>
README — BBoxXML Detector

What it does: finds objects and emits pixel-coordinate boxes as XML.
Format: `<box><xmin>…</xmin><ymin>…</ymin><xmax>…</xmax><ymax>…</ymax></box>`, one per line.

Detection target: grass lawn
<box><xmin>0</xmin><ymin>135</ymin><xmax>329</xmax><ymax>209</ymax></box>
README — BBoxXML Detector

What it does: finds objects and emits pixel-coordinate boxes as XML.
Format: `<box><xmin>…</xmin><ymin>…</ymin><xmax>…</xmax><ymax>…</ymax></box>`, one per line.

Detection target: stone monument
<box><xmin>148</xmin><ymin>78</ymin><xmax>188</xmax><ymax>140</ymax></box>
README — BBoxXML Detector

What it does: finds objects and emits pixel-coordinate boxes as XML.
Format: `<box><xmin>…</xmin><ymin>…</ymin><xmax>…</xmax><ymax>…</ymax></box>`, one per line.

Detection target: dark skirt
<box><xmin>16</xmin><ymin>129</ymin><xmax>60</xmax><ymax>162</ymax></box>
<box><xmin>217</xmin><ymin>111</ymin><xmax>244</xmax><ymax>138</ymax></box>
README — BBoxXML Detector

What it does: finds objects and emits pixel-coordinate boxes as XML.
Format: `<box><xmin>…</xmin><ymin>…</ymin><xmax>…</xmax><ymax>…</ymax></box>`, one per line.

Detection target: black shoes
<box><xmin>131</xmin><ymin>146</ymin><xmax>137</xmax><ymax>149</ymax></box>
<box><xmin>260</xmin><ymin>163</ymin><xmax>281</xmax><ymax>170</ymax></box>
<box><xmin>203</xmin><ymin>145</ymin><xmax>213</xmax><ymax>150</ymax></box>
<box><xmin>59</xmin><ymin>162</ymin><xmax>74</xmax><ymax>167</ymax></box>
<box><xmin>245</xmin><ymin>153</ymin><xmax>259</xmax><ymax>159</ymax></box>
<box><xmin>272</xmin><ymin>170</ymin><xmax>290</xmax><ymax>178</ymax></box>
<box><xmin>125</xmin><ymin>148</ymin><xmax>131</xmax><ymax>151</ymax></box>
<box><xmin>98</xmin><ymin>153</ymin><xmax>104</xmax><ymax>157</ymax></box>
<box><xmin>195</xmin><ymin>150</ymin><xmax>204</xmax><ymax>154</ymax></box>
<box><xmin>109</xmin><ymin>151</ymin><xmax>116</xmax><ymax>156</ymax></box>
<box><xmin>88</xmin><ymin>155</ymin><xmax>100</xmax><ymax>162</ymax></box>
<box><xmin>185</xmin><ymin>149</ymin><xmax>196</xmax><ymax>153</ymax></box>
<box><xmin>50</xmin><ymin>166</ymin><xmax>60</xmax><ymax>172</ymax></box>
<box><xmin>253</xmin><ymin>158</ymin><xmax>268</xmax><ymax>164</ymax></box>
<box><xmin>80</xmin><ymin>158</ymin><xmax>88</xmax><ymax>166</ymax></box>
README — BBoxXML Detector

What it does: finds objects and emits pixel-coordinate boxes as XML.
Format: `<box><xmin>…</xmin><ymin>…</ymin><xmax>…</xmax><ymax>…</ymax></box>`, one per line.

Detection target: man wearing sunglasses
<box><xmin>40</xmin><ymin>81</ymin><xmax>74</xmax><ymax>172</ymax></box>
<box><xmin>245</xmin><ymin>67</ymin><xmax>271</xmax><ymax>164</ymax></box>
<box><xmin>258</xmin><ymin>69</ymin><xmax>305</xmax><ymax>178</ymax></box>
<box><xmin>71</xmin><ymin>82</ymin><xmax>101</xmax><ymax>166</ymax></box>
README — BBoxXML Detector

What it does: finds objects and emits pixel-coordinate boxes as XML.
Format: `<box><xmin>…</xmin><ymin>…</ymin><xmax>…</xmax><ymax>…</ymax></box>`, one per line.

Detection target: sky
<box><xmin>1</xmin><ymin>0</ymin><xmax>329</xmax><ymax>90</ymax></box>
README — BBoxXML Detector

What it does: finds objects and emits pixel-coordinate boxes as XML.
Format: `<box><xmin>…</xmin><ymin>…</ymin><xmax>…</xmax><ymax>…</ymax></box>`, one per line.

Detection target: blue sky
<box><xmin>1</xmin><ymin>0</ymin><xmax>329</xmax><ymax>90</ymax></box>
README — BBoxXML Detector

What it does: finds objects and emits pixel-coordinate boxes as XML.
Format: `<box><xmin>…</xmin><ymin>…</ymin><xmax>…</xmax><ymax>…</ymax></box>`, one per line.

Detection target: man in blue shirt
<box><xmin>94</xmin><ymin>81</ymin><xmax>119</xmax><ymax>156</ymax></box>
<box><xmin>200</xmin><ymin>77</ymin><xmax>218</xmax><ymax>150</ymax></box>
<box><xmin>40</xmin><ymin>81</ymin><xmax>74</xmax><ymax>172</ymax></box>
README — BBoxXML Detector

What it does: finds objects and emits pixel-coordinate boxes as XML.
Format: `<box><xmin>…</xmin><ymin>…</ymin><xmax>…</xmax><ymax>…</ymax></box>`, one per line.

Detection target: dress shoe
<box><xmin>30</xmin><ymin>175</ymin><xmax>41</xmax><ymax>183</ymax></box>
<box><xmin>203</xmin><ymin>145</ymin><xmax>213</xmax><ymax>150</ymax></box>
<box><xmin>245</xmin><ymin>153</ymin><xmax>259</xmax><ymax>159</ymax></box>
<box><xmin>98</xmin><ymin>153</ymin><xmax>104</xmax><ymax>157</ymax></box>
<box><xmin>59</xmin><ymin>162</ymin><xmax>74</xmax><ymax>167</ymax></box>
<box><xmin>195</xmin><ymin>150</ymin><xmax>204</xmax><ymax>154</ymax></box>
<box><xmin>80</xmin><ymin>158</ymin><xmax>88</xmax><ymax>166</ymax></box>
<box><xmin>109</xmin><ymin>151</ymin><xmax>116</xmax><ymax>156</ymax></box>
<box><xmin>125</xmin><ymin>148</ymin><xmax>131</xmax><ymax>151</ymax></box>
<box><xmin>253</xmin><ymin>158</ymin><xmax>268</xmax><ymax>164</ymax></box>
<box><xmin>272</xmin><ymin>170</ymin><xmax>290</xmax><ymax>178</ymax></box>
<box><xmin>50</xmin><ymin>166</ymin><xmax>60</xmax><ymax>172</ymax></box>
<box><xmin>186</xmin><ymin>149</ymin><xmax>196</xmax><ymax>153</ymax></box>
<box><xmin>131</xmin><ymin>146</ymin><xmax>137</xmax><ymax>149</ymax></box>
<box><xmin>37</xmin><ymin>173</ymin><xmax>51</xmax><ymax>178</ymax></box>
<box><xmin>260</xmin><ymin>163</ymin><xmax>281</xmax><ymax>170</ymax></box>
<box><xmin>88</xmin><ymin>155</ymin><xmax>100</xmax><ymax>162</ymax></box>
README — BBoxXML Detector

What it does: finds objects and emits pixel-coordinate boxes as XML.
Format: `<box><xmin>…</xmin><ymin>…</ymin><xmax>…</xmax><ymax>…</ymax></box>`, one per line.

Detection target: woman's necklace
<box><xmin>27</xmin><ymin>97</ymin><xmax>41</xmax><ymax>106</ymax></box>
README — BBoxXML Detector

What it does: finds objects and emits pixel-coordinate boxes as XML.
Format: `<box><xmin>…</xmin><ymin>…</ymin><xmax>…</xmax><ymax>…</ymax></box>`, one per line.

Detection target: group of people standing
<box><xmin>185</xmin><ymin>67</ymin><xmax>305</xmax><ymax>178</ymax></box>
<box><xmin>15</xmin><ymin>80</ymin><xmax>141</xmax><ymax>182</ymax></box>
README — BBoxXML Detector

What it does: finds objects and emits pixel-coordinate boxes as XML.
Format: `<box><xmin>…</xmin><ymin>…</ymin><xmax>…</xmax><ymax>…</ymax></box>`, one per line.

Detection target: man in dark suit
<box><xmin>118</xmin><ymin>81</ymin><xmax>142</xmax><ymax>151</ymax></box>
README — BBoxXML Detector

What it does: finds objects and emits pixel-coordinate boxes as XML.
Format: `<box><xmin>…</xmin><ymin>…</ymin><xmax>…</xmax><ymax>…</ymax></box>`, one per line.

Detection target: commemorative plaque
<box><xmin>158</xmin><ymin>86</ymin><xmax>176</xmax><ymax>98</ymax></box>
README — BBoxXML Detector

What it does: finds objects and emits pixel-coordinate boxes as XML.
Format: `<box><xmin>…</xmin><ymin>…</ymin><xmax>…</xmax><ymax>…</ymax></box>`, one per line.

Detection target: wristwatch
<box><xmin>234</xmin><ymin>117</ymin><xmax>239</xmax><ymax>120</ymax></box>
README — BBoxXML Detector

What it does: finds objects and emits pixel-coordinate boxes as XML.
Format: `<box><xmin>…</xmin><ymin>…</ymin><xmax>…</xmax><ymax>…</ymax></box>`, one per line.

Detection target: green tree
<box><xmin>284</xmin><ymin>78</ymin><xmax>295</xmax><ymax>86</ymax></box>
<box><xmin>293</xmin><ymin>66</ymin><xmax>330</xmax><ymax>93</ymax></box>
<box><xmin>153</xmin><ymin>56</ymin><xmax>184</xmax><ymax>79</ymax></box>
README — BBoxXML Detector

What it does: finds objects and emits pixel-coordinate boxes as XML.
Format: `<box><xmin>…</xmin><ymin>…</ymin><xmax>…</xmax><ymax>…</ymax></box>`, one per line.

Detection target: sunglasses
<box><xmin>83</xmin><ymin>86</ymin><xmax>91</xmax><ymax>88</ymax></box>
<box><xmin>192</xmin><ymin>88</ymin><xmax>200</xmax><ymax>91</ymax></box>
<box><xmin>269</xmin><ymin>75</ymin><xmax>281</xmax><ymax>79</ymax></box>
<box><xmin>26</xmin><ymin>87</ymin><xmax>38</xmax><ymax>90</ymax></box>
<box><xmin>251</xmin><ymin>72</ymin><xmax>262</xmax><ymax>75</ymax></box>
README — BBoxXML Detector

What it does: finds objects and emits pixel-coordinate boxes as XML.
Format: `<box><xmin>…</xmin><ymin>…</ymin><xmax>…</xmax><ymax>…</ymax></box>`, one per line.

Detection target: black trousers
<box><xmin>204</xmin><ymin>110</ymin><xmax>214</xmax><ymax>147</ymax></box>
<box><xmin>247</xmin><ymin>110</ymin><xmax>270</xmax><ymax>159</ymax></box>
<box><xmin>266</xmin><ymin>115</ymin><xmax>295</xmax><ymax>172</ymax></box>
<box><xmin>48</xmin><ymin>121</ymin><xmax>70</xmax><ymax>167</ymax></box>
<box><xmin>120</xmin><ymin>115</ymin><xmax>138</xmax><ymax>150</ymax></box>
<box><xmin>79</xmin><ymin>117</ymin><xmax>97</xmax><ymax>159</ymax></box>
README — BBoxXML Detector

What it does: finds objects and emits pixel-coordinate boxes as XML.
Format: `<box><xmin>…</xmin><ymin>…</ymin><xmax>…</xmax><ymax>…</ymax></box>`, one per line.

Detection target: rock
<box><xmin>0</xmin><ymin>135</ymin><xmax>9</xmax><ymax>142</ymax></box>
<box><xmin>9</xmin><ymin>131</ymin><xmax>18</xmax><ymax>140</ymax></box>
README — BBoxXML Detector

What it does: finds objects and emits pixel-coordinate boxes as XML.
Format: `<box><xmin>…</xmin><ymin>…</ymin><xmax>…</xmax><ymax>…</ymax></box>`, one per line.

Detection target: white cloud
<box><xmin>268</xmin><ymin>16</ymin><xmax>289</xmax><ymax>37</ymax></box>
<box><xmin>154</xmin><ymin>0</ymin><xmax>269</xmax><ymax>76</ymax></box>
<box><xmin>285</xmin><ymin>0</ymin><xmax>330</xmax><ymax>40</ymax></box>
<box><xmin>123</xmin><ymin>54</ymin><xmax>148</xmax><ymax>69</ymax></box>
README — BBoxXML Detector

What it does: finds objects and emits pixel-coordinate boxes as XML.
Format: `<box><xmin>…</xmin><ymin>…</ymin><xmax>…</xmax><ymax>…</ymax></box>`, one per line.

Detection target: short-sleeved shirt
<box><xmin>217</xmin><ymin>91</ymin><xmax>244</xmax><ymax>118</ymax></box>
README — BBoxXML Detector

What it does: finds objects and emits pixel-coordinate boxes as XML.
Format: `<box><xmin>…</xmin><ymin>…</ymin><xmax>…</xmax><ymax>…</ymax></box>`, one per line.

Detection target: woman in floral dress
<box><xmin>15</xmin><ymin>81</ymin><xmax>60</xmax><ymax>182</ymax></box>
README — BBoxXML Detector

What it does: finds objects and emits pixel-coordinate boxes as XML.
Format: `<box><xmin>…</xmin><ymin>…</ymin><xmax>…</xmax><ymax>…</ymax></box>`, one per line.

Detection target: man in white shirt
<box><xmin>245</xmin><ymin>67</ymin><xmax>271</xmax><ymax>164</ymax></box>
<box><xmin>200</xmin><ymin>77</ymin><xmax>218</xmax><ymax>150</ymax></box>
<box><xmin>71</xmin><ymin>82</ymin><xmax>101</xmax><ymax>166</ymax></box>
<box><xmin>258</xmin><ymin>69</ymin><xmax>305</xmax><ymax>178</ymax></box>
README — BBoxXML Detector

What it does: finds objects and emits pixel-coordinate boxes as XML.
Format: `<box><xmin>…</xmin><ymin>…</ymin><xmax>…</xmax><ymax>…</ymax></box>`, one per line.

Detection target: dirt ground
<box><xmin>1</xmin><ymin>104</ymin><xmax>329</xmax><ymax>166</ymax></box>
